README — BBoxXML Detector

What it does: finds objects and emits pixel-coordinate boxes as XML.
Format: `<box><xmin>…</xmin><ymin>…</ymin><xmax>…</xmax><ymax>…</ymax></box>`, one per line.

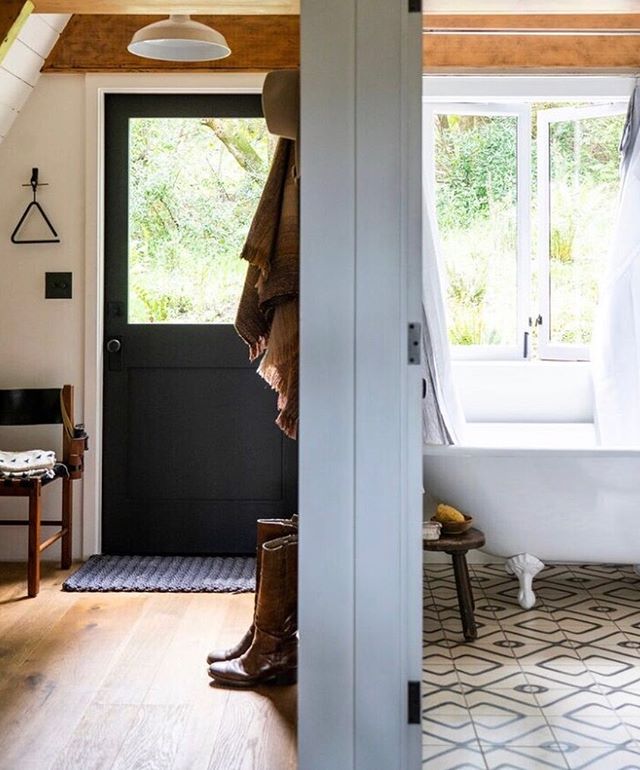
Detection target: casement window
<box><xmin>537</xmin><ymin>103</ymin><xmax>628</xmax><ymax>360</ymax></box>
<box><xmin>424</xmin><ymin>103</ymin><xmax>531</xmax><ymax>360</ymax></box>
<box><xmin>424</xmin><ymin>82</ymin><xmax>629</xmax><ymax>362</ymax></box>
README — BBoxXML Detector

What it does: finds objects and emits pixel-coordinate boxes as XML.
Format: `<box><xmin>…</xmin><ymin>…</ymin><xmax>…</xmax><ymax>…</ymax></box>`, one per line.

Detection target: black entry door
<box><xmin>103</xmin><ymin>94</ymin><xmax>297</xmax><ymax>555</ymax></box>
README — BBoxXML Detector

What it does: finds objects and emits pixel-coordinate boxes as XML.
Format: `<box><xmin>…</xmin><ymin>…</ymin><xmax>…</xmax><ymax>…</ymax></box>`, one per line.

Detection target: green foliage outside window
<box><xmin>433</xmin><ymin>105</ymin><xmax>625</xmax><ymax>351</ymax></box>
<box><xmin>128</xmin><ymin>117</ymin><xmax>274</xmax><ymax>324</ymax></box>
<box><xmin>435</xmin><ymin>114</ymin><xmax>517</xmax><ymax>230</ymax></box>
<box><xmin>435</xmin><ymin>114</ymin><xmax>518</xmax><ymax>347</ymax></box>
<box><xmin>547</xmin><ymin>114</ymin><xmax>624</xmax><ymax>345</ymax></box>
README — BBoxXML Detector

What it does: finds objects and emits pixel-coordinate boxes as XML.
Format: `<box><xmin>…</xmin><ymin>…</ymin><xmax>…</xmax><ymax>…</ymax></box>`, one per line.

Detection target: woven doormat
<box><xmin>62</xmin><ymin>554</ymin><xmax>256</xmax><ymax>593</ymax></box>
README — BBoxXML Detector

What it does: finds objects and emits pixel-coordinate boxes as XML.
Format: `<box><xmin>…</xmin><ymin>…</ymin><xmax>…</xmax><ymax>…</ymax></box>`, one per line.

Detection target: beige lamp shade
<box><xmin>127</xmin><ymin>15</ymin><xmax>231</xmax><ymax>62</ymax></box>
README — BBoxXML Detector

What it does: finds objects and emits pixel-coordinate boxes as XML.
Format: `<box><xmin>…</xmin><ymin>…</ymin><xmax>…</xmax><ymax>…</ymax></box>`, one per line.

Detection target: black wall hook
<box><xmin>11</xmin><ymin>168</ymin><xmax>60</xmax><ymax>245</ymax></box>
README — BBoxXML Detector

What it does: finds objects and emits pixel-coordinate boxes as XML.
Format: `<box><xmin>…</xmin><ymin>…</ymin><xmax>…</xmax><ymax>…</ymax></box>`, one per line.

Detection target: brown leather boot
<box><xmin>208</xmin><ymin>533</ymin><xmax>298</xmax><ymax>688</ymax></box>
<box><xmin>206</xmin><ymin>516</ymin><xmax>297</xmax><ymax>665</ymax></box>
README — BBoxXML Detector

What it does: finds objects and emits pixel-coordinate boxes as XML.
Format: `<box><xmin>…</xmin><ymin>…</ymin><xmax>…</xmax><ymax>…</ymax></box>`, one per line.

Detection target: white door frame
<box><xmin>81</xmin><ymin>73</ymin><xmax>266</xmax><ymax>559</ymax></box>
<box><xmin>299</xmin><ymin>0</ymin><xmax>423</xmax><ymax>767</ymax></box>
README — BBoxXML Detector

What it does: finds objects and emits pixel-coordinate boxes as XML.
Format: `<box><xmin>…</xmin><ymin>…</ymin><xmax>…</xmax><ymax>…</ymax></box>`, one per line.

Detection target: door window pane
<box><xmin>128</xmin><ymin>117</ymin><xmax>274</xmax><ymax>324</ymax></box>
<box><xmin>433</xmin><ymin>112</ymin><xmax>519</xmax><ymax>347</ymax></box>
<box><xmin>547</xmin><ymin>113</ymin><xmax>624</xmax><ymax>345</ymax></box>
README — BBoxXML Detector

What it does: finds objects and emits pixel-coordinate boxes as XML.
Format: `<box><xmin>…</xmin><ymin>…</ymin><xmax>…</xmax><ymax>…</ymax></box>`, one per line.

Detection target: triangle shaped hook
<box><xmin>11</xmin><ymin>199</ymin><xmax>60</xmax><ymax>245</ymax></box>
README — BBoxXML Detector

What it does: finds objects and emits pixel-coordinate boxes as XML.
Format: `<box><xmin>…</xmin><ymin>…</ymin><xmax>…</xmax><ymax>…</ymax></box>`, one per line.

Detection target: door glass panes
<box><xmin>547</xmin><ymin>113</ymin><xmax>625</xmax><ymax>345</ymax></box>
<box><xmin>128</xmin><ymin>117</ymin><xmax>274</xmax><ymax>324</ymax></box>
<box><xmin>433</xmin><ymin>112</ymin><xmax>519</xmax><ymax>347</ymax></box>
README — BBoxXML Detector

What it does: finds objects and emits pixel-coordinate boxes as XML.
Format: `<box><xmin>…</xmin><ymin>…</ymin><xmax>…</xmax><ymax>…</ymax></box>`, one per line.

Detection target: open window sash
<box><xmin>537</xmin><ymin>102</ymin><xmax>627</xmax><ymax>362</ymax></box>
<box><xmin>424</xmin><ymin>102</ymin><xmax>532</xmax><ymax>361</ymax></box>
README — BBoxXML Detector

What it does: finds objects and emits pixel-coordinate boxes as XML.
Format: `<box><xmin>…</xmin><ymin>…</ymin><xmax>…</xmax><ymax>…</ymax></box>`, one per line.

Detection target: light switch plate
<box><xmin>45</xmin><ymin>272</ymin><xmax>72</xmax><ymax>299</ymax></box>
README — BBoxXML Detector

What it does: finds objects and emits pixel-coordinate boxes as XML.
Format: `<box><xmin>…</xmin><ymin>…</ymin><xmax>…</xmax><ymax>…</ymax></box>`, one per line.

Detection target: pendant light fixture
<box><xmin>127</xmin><ymin>15</ymin><xmax>231</xmax><ymax>62</ymax></box>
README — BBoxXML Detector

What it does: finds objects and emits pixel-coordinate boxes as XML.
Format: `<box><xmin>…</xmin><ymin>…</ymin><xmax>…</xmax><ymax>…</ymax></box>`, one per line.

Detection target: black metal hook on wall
<box><xmin>11</xmin><ymin>168</ymin><xmax>61</xmax><ymax>245</ymax></box>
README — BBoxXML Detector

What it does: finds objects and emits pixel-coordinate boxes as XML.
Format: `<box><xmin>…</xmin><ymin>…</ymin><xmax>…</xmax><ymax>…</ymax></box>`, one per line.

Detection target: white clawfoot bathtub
<box><xmin>423</xmin><ymin>433</ymin><xmax>640</xmax><ymax>609</ymax></box>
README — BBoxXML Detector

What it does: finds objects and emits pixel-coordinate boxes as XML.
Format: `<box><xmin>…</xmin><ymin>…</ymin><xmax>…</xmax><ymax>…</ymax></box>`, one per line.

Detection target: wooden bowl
<box><xmin>431</xmin><ymin>514</ymin><xmax>473</xmax><ymax>536</ymax></box>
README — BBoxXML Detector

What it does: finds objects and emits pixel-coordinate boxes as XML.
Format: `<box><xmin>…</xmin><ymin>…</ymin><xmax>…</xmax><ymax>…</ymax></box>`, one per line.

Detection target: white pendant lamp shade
<box><xmin>127</xmin><ymin>15</ymin><xmax>231</xmax><ymax>62</ymax></box>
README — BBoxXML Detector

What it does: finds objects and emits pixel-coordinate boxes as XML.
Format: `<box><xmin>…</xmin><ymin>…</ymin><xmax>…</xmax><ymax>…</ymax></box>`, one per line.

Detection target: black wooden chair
<box><xmin>0</xmin><ymin>386</ymin><xmax>88</xmax><ymax>597</ymax></box>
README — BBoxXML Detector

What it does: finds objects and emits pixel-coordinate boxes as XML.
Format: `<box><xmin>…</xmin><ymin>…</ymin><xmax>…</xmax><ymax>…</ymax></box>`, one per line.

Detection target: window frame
<box><xmin>536</xmin><ymin>102</ymin><xmax>629</xmax><ymax>361</ymax></box>
<box><xmin>424</xmin><ymin>101</ymin><xmax>532</xmax><ymax>361</ymax></box>
<box><xmin>423</xmin><ymin>76</ymin><xmax>635</xmax><ymax>363</ymax></box>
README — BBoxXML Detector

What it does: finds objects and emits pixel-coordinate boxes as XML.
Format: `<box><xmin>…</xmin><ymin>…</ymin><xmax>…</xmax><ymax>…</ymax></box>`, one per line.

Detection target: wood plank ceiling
<box><xmin>430</xmin><ymin>14</ymin><xmax>640</xmax><ymax>29</ymax></box>
<box><xmin>34</xmin><ymin>1</ymin><xmax>299</xmax><ymax>12</ymax></box>
<box><xmin>424</xmin><ymin>0</ymin><xmax>640</xmax><ymax>10</ymax></box>
<box><xmin>424</xmin><ymin>13</ymin><xmax>640</xmax><ymax>70</ymax></box>
<box><xmin>43</xmin><ymin>14</ymin><xmax>299</xmax><ymax>72</ymax></box>
<box><xmin>41</xmin><ymin>10</ymin><xmax>640</xmax><ymax>73</ymax></box>
<box><xmin>30</xmin><ymin>0</ymin><xmax>640</xmax><ymax>11</ymax></box>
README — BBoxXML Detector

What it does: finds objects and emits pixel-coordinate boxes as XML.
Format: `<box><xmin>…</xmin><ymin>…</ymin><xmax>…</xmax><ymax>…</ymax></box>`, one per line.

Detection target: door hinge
<box><xmin>408</xmin><ymin>0</ymin><xmax>422</xmax><ymax>12</ymax></box>
<box><xmin>408</xmin><ymin>681</ymin><xmax>421</xmax><ymax>724</ymax></box>
<box><xmin>408</xmin><ymin>322</ymin><xmax>421</xmax><ymax>365</ymax></box>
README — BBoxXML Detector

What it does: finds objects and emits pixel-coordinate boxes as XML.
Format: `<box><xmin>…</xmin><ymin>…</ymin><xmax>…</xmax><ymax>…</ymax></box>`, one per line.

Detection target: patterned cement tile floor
<box><xmin>423</xmin><ymin>563</ymin><xmax>640</xmax><ymax>769</ymax></box>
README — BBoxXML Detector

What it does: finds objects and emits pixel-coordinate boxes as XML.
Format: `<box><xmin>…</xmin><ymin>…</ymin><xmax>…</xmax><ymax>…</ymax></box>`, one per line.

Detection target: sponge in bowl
<box><xmin>435</xmin><ymin>503</ymin><xmax>465</xmax><ymax>524</ymax></box>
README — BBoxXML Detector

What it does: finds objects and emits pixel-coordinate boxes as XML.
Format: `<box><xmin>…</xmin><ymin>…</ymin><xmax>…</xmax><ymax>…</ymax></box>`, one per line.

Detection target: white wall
<box><xmin>0</xmin><ymin>74</ymin><xmax>85</xmax><ymax>561</ymax></box>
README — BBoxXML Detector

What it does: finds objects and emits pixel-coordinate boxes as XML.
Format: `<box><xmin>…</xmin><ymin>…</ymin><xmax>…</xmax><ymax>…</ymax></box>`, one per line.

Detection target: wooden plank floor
<box><xmin>0</xmin><ymin>563</ymin><xmax>297</xmax><ymax>770</ymax></box>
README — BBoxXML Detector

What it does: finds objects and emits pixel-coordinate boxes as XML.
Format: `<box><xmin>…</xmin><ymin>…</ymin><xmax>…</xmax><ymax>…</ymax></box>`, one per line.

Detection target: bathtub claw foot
<box><xmin>505</xmin><ymin>553</ymin><xmax>545</xmax><ymax>610</ymax></box>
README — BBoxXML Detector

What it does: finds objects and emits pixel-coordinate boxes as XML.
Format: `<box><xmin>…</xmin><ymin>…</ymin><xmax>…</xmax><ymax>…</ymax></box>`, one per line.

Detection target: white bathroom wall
<box><xmin>0</xmin><ymin>74</ymin><xmax>85</xmax><ymax>561</ymax></box>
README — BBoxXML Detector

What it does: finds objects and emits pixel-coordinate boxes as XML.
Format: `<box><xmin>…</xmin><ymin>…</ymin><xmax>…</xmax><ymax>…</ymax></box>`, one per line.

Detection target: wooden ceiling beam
<box><xmin>423</xmin><ymin>0</ymin><xmax>640</xmax><ymax>12</ymax></box>
<box><xmin>1</xmin><ymin>1</ymin><xmax>34</xmax><ymax>65</ymax></box>
<box><xmin>43</xmin><ymin>12</ymin><xmax>640</xmax><ymax>74</ymax></box>
<box><xmin>34</xmin><ymin>0</ymin><xmax>298</xmax><ymax>13</ymax></box>
<box><xmin>43</xmin><ymin>14</ymin><xmax>299</xmax><ymax>72</ymax></box>
<box><xmin>425</xmin><ymin>13</ymin><xmax>640</xmax><ymax>30</ymax></box>
<box><xmin>30</xmin><ymin>0</ymin><xmax>640</xmax><ymax>16</ymax></box>
<box><xmin>423</xmin><ymin>32</ymin><xmax>640</xmax><ymax>71</ymax></box>
<box><xmin>423</xmin><ymin>9</ymin><xmax>640</xmax><ymax>70</ymax></box>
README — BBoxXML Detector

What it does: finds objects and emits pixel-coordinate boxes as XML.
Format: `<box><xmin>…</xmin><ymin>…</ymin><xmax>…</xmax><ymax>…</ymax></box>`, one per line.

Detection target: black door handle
<box><xmin>106</xmin><ymin>338</ymin><xmax>122</xmax><ymax>354</ymax></box>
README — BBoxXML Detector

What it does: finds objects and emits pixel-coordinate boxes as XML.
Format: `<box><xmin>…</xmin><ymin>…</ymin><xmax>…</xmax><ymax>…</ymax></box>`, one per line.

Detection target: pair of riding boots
<box><xmin>207</xmin><ymin>517</ymin><xmax>298</xmax><ymax>688</ymax></box>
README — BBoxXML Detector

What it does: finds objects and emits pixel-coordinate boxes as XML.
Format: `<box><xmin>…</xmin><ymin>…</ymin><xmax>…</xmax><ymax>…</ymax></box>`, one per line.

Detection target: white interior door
<box><xmin>299</xmin><ymin>1</ymin><xmax>423</xmax><ymax>769</ymax></box>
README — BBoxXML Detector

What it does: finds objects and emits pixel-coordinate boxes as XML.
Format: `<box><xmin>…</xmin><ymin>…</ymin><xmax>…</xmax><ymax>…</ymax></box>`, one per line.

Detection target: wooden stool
<box><xmin>424</xmin><ymin>527</ymin><xmax>485</xmax><ymax>642</ymax></box>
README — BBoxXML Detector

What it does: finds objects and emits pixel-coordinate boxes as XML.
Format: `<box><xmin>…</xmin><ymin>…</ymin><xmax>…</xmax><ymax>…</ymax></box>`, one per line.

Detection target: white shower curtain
<box><xmin>593</xmin><ymin>84</ymin><xmax>640</xmax><ymax>447</ymax></box>
<box><xmin>421</xmin><ymin>193</ymin><xmax>466</xmax><ymax>445</ymax></box>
